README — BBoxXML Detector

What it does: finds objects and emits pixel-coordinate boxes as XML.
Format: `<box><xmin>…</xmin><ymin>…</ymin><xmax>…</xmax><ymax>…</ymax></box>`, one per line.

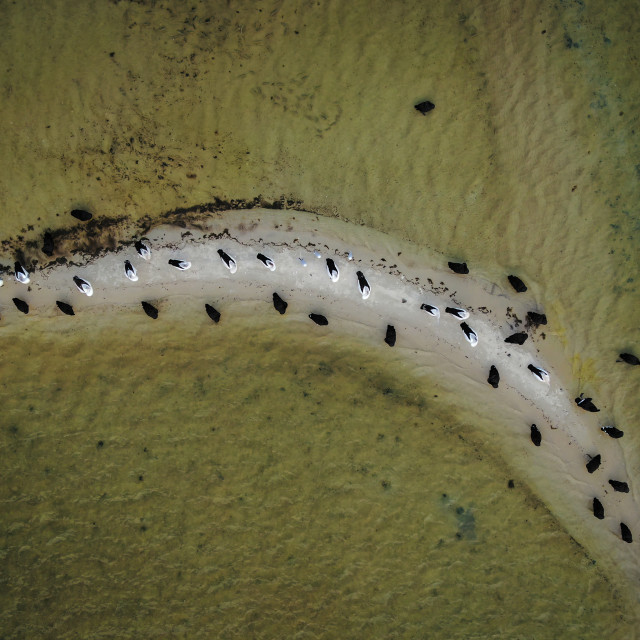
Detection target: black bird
<box><xmin>618</xmin><ymin>353</ymin><xmax>639</xmax><ymax>366</ymax></box>
<box><xmin>507</xmin><ymin>275</ymin><xmax>527</xmax><ymax>293</ymax></box>
<box><xmin>309</xmin><ymin>313</ymin><xmax>328</xmax><ymax>326</ymax></box>
<box><xmin>356</xmin><ymin>271</ymin><xmax>371</xmax><ymax>299</ymax></box>
<box><xmin>448</xmin><ymin>261</ymin><xmax>469</xmax><ymax>275</ymax></box>
<box><xmin>56</xmin><ymin>301</ymin><xmax>75</xmax><ymax>316</ymax></box>
<box><xmin>384</xmin><ymin>325</ymin><xmax>396</xmax><ymax>347</ymax></box>
<box><xmin>445</xmin><ymin>306</ymin><xmax>469</xmax><ymax>319</ymax></box>
<box><xmin>12</xmin><ymin>298</ymin><xmax>29</xmax><ymax>314</ymax></box>
<box><xmin>257</xmin><ymin>253</ymin><xmax>275</xmax><ymax>270</ymax></box>
<box><xmin>414</xmin><ymin>100</ymin><xmax>435</xmax><ymax>115</ymax></box>
<box><xmin>601</xmin><ymin>425</ymin><xmax>624</xmax><ymax>439</ymax></box>
<box><xmin>71</xmin><ymin>209</ymin><xmax>92</xmax><ymax>222</ymax></box>
<box><xmin>592</xmin><ymin>497</ymin><xmax>604</xmax><ymax>520</ymax></box>
<box><xmin>272</xmin><ymin>293</ymin><xmax>287</xmax><ymax>315</ymax></box>
<box><xmin>527</xmin><ymin>311</ymin><xmax>547</xmax><ymax>326</ymax></box>
<box><xmin>42</xmin><ymin>231</ymin><xmax>54</xmax><ymax>256</ymax></box>
<box><xmin>141</xmin><ymin>301</ymin><xmax>158</xmax><ymax>319</ymax></box>
<box><xmin>528</xmin><ymin>364</ymin><xmax>549</xmax><ymax>383</ymax></box>
<box><xmin>205</xmin><ymin>304</ymin><xmax>221</xmax><ymax>323</ymax></box>
<box><xmin>487</xmin><ymin>365</ymin><xmax>500</xmax><ymax>388</ymax></box>
<box><xmin>586</xmin><ymin>454</ymin><xmax>601</xmax><ymax>474</ymax></box>
<box><xmin>505</xmin><ymin>332</ymin><xmax>528</xmax><ymax>345</ymax></box>
<box><xmin>620</xmin><ymin>523</ymin><xmax>633</xmax><ymax>544</ymax></box>
<box><xmin>530</xmin><ymin>424</ymin><xmax>541</xmax><ymax>447</ymax></box>
<box><xmin>575</xmin><ymin>395</ymin><xmax>599</xmax><ymax>412</ymax></box>
<box><xmin>420</xmin><ymin>303</ymin><xmax>439</xmax><ymax>318</ymax></box>
<box><xmin>608</xmin><ymin>480</ymin><xmax>629</xmax><ymax>493</ymax></box>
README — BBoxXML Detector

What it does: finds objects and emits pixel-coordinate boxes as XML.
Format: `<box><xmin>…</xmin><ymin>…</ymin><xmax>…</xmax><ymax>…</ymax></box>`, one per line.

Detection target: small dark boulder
<box><xmin>601</xmin><ymin>425</ymin><xmax>624</xmax><ymax>439</ymax></box>
<box><xmin>12</xmin><ymin>298</ymin><xmax>29</xmax><ymax>314</ymax></box>
<box><xmin>593</xmin><ymin>497</ymin><xmax>604</xmax><ymax>520</ymax></box>
<box><xmin>507</xmin><ymin>275</ymin><xmax>527</xmax><ymax>293</ymax></box>
<box><xmin>56</xmin><ymin>301</ymin><xmax>75</xmax><ymax>316</ymax></box>
<box><xmin>530</xmin><ymin>424</ymin><xmax>541</xmax><ymax>447</ymax></box>
<box><xmin>205</xmin><ymin>303</ymin><xmax>221</xmax><ymax>323</ymax></box>
<box><xmin>575</xmin><ymin>395</ymin><xmax>599</xmax><ymax>412</ymax></box>
<box><xmin>448</xmin><ymin>261</ymin><xmax>469</xmax><ymax>275</ymax></box>
<box><xmin>586</xmin><ymin>454</ymin><xmax>601</xmax><ymax>474</ymax></box>
<box><xmin>309</xmin><ymin>313</ymin><xmax>328</xmax><ymax>326</ymax></box>
<box><xmin>505</xmin><ymin>332</ymin><xmax>528</xmax><ymax>345</ymax></box>
<box><xmin>527</xmin><ymin>311</ymin><xmax>547</xmax><ymax>326</ymax></box>
<box><xmin>621</xmin><ymin>522</ymin><xmax>633</xmax><ymax>544</ymax></box>
<box><xmin>384</xmin><ymin>324</ymin><xmax>396</xmax><ymax>347</ymax></box>
<box><xmin>272</xmin><ymin>293</ymin><xmax>287</xmax><ymax>315</ymax></box>
<box><xmin>42</xmin><ymin>231</ymin><xmax>54</xmax><ymax>256</ymax></box>
<box><xmin>619</xmin><ymin>352</ymin><xmax>639</xmax><ymax>366</ymax></box>
<box><xmin>415</xmin><ymin>100</ymin><xmax>435</xmax><ymax>115</ymax></box>
<box><xmin>141</xmin><ymin>301</ymin><xmax>158</xmax><ymax>319</ymax></box>
<box><xmin>608</xmin><ymin>479</ymin><xmax>629</xmax><ymax>493</ymax></box>
<box><xmin>487</xmin><ymin>365</ymin><xmax>500</xmax><ymax>388</ymax></box>
<box><xmin>71</xmin><ymin>209</ymin><xmax>93</xmax><ymax>222</ymax></box>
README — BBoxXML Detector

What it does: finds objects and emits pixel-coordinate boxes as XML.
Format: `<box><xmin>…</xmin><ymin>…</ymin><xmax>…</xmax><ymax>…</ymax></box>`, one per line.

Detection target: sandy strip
<box><xmin>1</xmin><ymin>207</ymin><xmax>638</xmax><ymax>599</ymax></box>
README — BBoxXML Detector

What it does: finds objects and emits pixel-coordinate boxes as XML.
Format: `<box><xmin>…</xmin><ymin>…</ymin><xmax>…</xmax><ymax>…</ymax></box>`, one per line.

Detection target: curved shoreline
<box><xmin>1</xmin><ymin>207</ymin><xmax>638</xmax><ymax>600</ymax></box>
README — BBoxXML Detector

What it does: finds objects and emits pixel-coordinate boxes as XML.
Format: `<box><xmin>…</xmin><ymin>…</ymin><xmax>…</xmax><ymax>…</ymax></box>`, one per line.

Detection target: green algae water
<box><xmin>0</xmin><ymin>312</ymin><xmax>631</xmax><ymax>638</ymax></box>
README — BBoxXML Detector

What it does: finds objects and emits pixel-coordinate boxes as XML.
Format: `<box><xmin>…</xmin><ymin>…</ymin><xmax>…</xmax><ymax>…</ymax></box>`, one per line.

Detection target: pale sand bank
<box><xmin>1</xmin><ymin>207</ymin><xmax>638</xmax><ymax>602</ymax></box>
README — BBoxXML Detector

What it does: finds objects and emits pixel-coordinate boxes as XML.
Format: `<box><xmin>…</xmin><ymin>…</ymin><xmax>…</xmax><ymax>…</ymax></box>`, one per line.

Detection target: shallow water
<box><xmin>0</xmin><ymin>0</ymin><xmax>639</xmax><ymax>636</ymax></box>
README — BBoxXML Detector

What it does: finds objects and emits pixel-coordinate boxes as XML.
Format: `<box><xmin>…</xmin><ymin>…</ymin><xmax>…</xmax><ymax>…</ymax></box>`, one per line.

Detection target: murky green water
<box><xmin>1</xmin><ymin>0</ymin><xmax>639</xmax><ymax>636</ymax></box>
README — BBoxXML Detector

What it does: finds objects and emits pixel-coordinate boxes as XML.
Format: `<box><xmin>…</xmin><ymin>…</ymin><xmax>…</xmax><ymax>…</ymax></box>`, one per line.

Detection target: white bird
<box><xmin>528</xmin><ymin>364</ymin><xmax>550</xmax><ymax>383</ymax></box>
<box><xmin>257</xmin><ymin>253</ymin><xmax>276</xmax><ymax>271</ymax></box>
<box><xmin>14</xmin><ymin>261</ymin><xmax>30</xmax><ymax>284</ymax></box>
<box><xmin>326</xmin><ymin>258</ymin><xmax>339</xmax><ymax>283</ymax></box>
<box><xmin>218</xmin><ymin>249</ymin><xmax>237</xmax><ymax>274</ymax></box>
<box><xmin>460</xmin><ymin>322</ymin><xmax>478</xmax><ymax>347</ymax></box>
<box><xmin>445</xmin><ymin>307</ymin><xmax>469</xmax><ymax>320</ymax></box>
<box><xmin>314</xmin><ymin>250</ymin><xmax>322</xmax><ymax>259</ymax></box>
<box><xmin>356</xmin><ymin>271</ymin><xmax>371</xmax><ymax>299</ymax></box>
<box><xmin>73</xmin><ymin>276</ymin><xmax>93</xmax><ymax>297</ymax></box>
<box><xmin>347</xmin><ymin>251</ymin><xmax>353</xmax><ymax>261</ymax></box>
<box><xmin>420</xmin><ymin>303</ymin><xmax>440</xmax><ymax>319</ymax></box>
<box><xmin>124</xmin><ymin>260</ymin><xmax>138</xmax><ymax>281</ymax></box>
<box><xmin>135</xmin><ymin>239</ymin><xmax>151</xmax><ymax>260</ymax></box>
<box><xmin>168</xmin><ymin>259</ymin><xmax>191</xmax><ymax>270</ymax></box>
<box><xmin>299</xmin><ymin>257</ymin><xmax>307</xmax><ymax>267</ymax></box>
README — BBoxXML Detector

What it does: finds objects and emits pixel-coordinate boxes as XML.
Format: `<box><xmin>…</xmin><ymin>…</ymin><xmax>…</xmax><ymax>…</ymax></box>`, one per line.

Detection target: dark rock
<box><xmin>527</xmin><ymin>311</ymin><xmax>547</xmax><ymax>326</ymax></box>
<box><xmin>508</xmin><ymin>275</ymin><xmax>527</xmax><ymax>293</ymax></box>
<box><xmin>448</xmin><ymin>261</ymin><xmax>469</xmax><ymax>274</ymax></box>
<box><xmin>309</xmin><ymin>313</ymin><xmax>328</xmax><ymax>326</ymax></box>
<box><xmin>530</xmin><ymin>424</ymin><xmax>541</xmax><ymax>446</ymax></box>
<box><xmin>586</xmin><ymin>454</ymin><xmax>601</xmax><ymax>474</ymax></box>
<box><xmin>42</xmin><ymin>231</ymin><xmax>54</xmax><ymax>256</ymax></box>
<box><xmin>141</xmin><ymin>301</ymin><xmax>158</xmax><ymax>319</ymax></box>
<box><xmin>415</xmin><ymin>100</ymin><xmax>435</xmax><ymax>115</ymax></box>
<box><xmin>71</xmin><ymin>209</ymin><xmax>93</xmax><ymax>222</ymax></box>
<box><xmin>621</xmin><ymin>522</ymin><xmax>633</xmax><ymax>543</ymax></box>
<box><xmin>272</xmin><ymin>293</ymin><xmax>287</xmax><ymax>315</ymax></box>
<box><xmin>205</xmin><ymin>304</ymin><xmax>221</xmax><ymax>323</ymax></box>
<box><xmin>487</xmin><ymin>365</ymin><xmax>499</xmax><ymax>388</ymax></box>
<box><xmin>593</xmin><ymin>497</ymin><xmax>604</xmax><ymax>520</ymax></box>
<box><xmin>505</xmin><ymin>332</ymin><xmax>528</xmax><ymax>345</ymax></box>
<box><xmin>619</xmin><ymin>352</ymin><xmax>639</xmax><ymax>366</ymax></box>
<box><xmin>384</xmin><ymin>324</ymin><xmax>396</xmax><ymax>347</ymax></box>
<box><xmin>609</xmin><ymin>479</ymin><xmax>629</xmax><ymax>493</ymax></box>
<box><xmin>56</xmin><ymin>301</ymin><xmax>75</xmax><ymax>316</ymax></box>
<box><xmin>12</xmin><ymin>298</ymin><xmax>29</xmax><ymax>314</ymax></box>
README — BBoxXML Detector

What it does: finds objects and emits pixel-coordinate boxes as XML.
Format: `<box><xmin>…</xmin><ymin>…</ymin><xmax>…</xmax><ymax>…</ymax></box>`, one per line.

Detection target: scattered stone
<box><xmin>505</xmin><ymin>332</ymin><xmax>528</xmax><ymax>345</ymax></box>
<box><xmin>71</xmin><ymin>209</ymin><xmax>93</xmax><ymax>222</ymax></box>
<box><xmin>508</xmin><ymin>275</ymin><xmax>527</xmax><ymax>293</ymax></box>
<box><xmin>141</xmin><ymin>301</ymin><xmax>158</xmax><ymax>319</ymax></box>
<box><xmin>448</xmin><ymin>261</ymin><xmax>469</xmax><ymax>275</ymax></box>
<box><xmin>384</xmin><ymin>324</ymin><xmax>396</xmax><ymax>347</ymax></box>
<box><xmin>487</xmin><ymin>365</ymin><xmax>499</xmax><ymax>388</ymax></box>
<box><xmin>530</xmin><ymin>424</ymin><xmax>541</xmax><ymax>446</ymax></box>
<box><xmin>415</xmin><ymin>100</ymin><xmax>435</xmax><ymax>115</ymax></box>
<box><xmin>586</xmin><ymin>454</ymin><xmax>601</xmax><ymax>474</ymax></box>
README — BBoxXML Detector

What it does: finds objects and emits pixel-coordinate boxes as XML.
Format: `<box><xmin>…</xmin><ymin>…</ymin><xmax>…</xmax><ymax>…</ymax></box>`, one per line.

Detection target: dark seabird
<box><xmin>601</xmin><ymin>425</ymin><xmax>624</xmax><ymax>439</ymax></box>
<box><xmin>384</xmin><ymin>325</ymin><xmax>396</xmax><ymax>347</ymax></box>
<box><xmin>326</xmin><ymin>258</ymin><xmax>339</xmax><ymax>283</ymax></box>
<box><xmin>448</xmin><ymin>261</ymin><xmax>469</xmax><ymax>275</ymax></box>
<box><xmin>505</xmin><ymin>332</ymin><xmax>528</xmax><ymax>345</ymax></box>
<box><xmin>621</xmin><ymin>523</ymin><xmax>633</xmax><ymax>544</ymax></box>
<box><xmin>205</xmin><ymin>303</ymin><xmax>221</xmax><ymax>323</ymax></box>
<box><xmin>42</xmin><ymin>231</ymin><xmax>54</xmax><ymax>256</ymax></box>
<box><xmin>124</xmin><ymin>260</ymin><xmax>138</xmax><ymax>281</ymax></box>
<box><xmin>309</xmin><ymin>313</ymin><xmax>328</xmax><ymax>326</ymax></box>
<box><xmin>356</xmin><ymin>271</ymin><xmax>371</xmax><ymax>300</ymax></box>
<box><xmin>592</xmin><ymin>497</ymin><xmax>604</xmax><ymax>520</ymax></box>
<box><xmin>56</xmin><ymin>301</ymin><xmax>75</xmax><ymax>316</ymax></box>
<box><xmin>530</xmin><ymin>424</ymin><xmax>542</xmax><ymax>446</ymax></box>
<box><xmin>168</xmin><ymin>259</ymin><xmax>191</xmax><ymax>270</ymax></box>
<box><xmin>445</xmin><ymin>306</ymin><xmax>469</xmax><ymax>320</ymax></box>
<box><xmin>272</xmin><ymin>293</ymin><xmax>287</xmax><ymax>315</ymax></box>
<box><xmin>218</xmin><ymin>249</ymin><xmax>237</xmax><ymax>273</ymax></box>
<box><xmin>415</xmin><ymin>100</ymin><xmax>435</xmax><ymax>115</ymax></box>
<box><xmin>527</xmin><ymin>311</ymin><xmax>547</xmax><ymax>326</ymax></box>
<box><xmin>586</xmin><ymin>454</ymin><xmax>601</xmax><ymax>474</ymax></box>
<box><xmin>135</xmin><ymin>239</ymin><xmax>151</xmax><ymax>260</ymax></box>
<box><xmin>487</xmin><ymin>365</ymin><xmax>500</xmax><ymax>388</ymax></box>
<box><xmin>71</xmin><ymin>209</ymin><xmax>92</xmax><ymax>222</ymax></box>
<box><xmin>575</xmin><ymin>394</ymin><xmax>599</xmax><ymax>412</ymax></box>
<box><xmin>460</xmin><ymin>322</ymin><xmax>478</xmax><ymax>347</ymax></box>
<box><xmin>73</xmin><ymin>276</ymin><xmax>93</xmax><ymax>296</ymax></box>
<box><xmin>141</xmin><ymin>301</ymin><xmax>158</xmax><ymax>319</ymax></box>
<box><xmin>507</xmin><ymin>275</ymin><xmax>527</xmax><ymax>293</ymax></box>
<box><xmin>609</xmin><ymin>479</ymin><xmax>629</xmax><ymax>493</ymax></box>
<box><xmin>14</xmin><ymin>261</ymin><xmax>29</xmax><ymax>284</ymax></box>
<box><xmin>618</xmin><ymin>353</ymin><xmax>639</xmax><ymax>366</ymax></box>
<box><xmin>257</xmin><ymin>253</ymin><xmax>276</xmax><ymax>271</ymax></box>
<box><xmin>528</xmin><ymin>364</ymin><xmax>550</xmax><ymax>383</ymax></box>
<box><xmin>420</xmin><ymin>303</ymin><xmax>439</xmax><ymax>318</ymax></box>
<box><xmin>12</xmin><ymin>298</ymin><xmax>29</xmax><ymax>314</ymax></box>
